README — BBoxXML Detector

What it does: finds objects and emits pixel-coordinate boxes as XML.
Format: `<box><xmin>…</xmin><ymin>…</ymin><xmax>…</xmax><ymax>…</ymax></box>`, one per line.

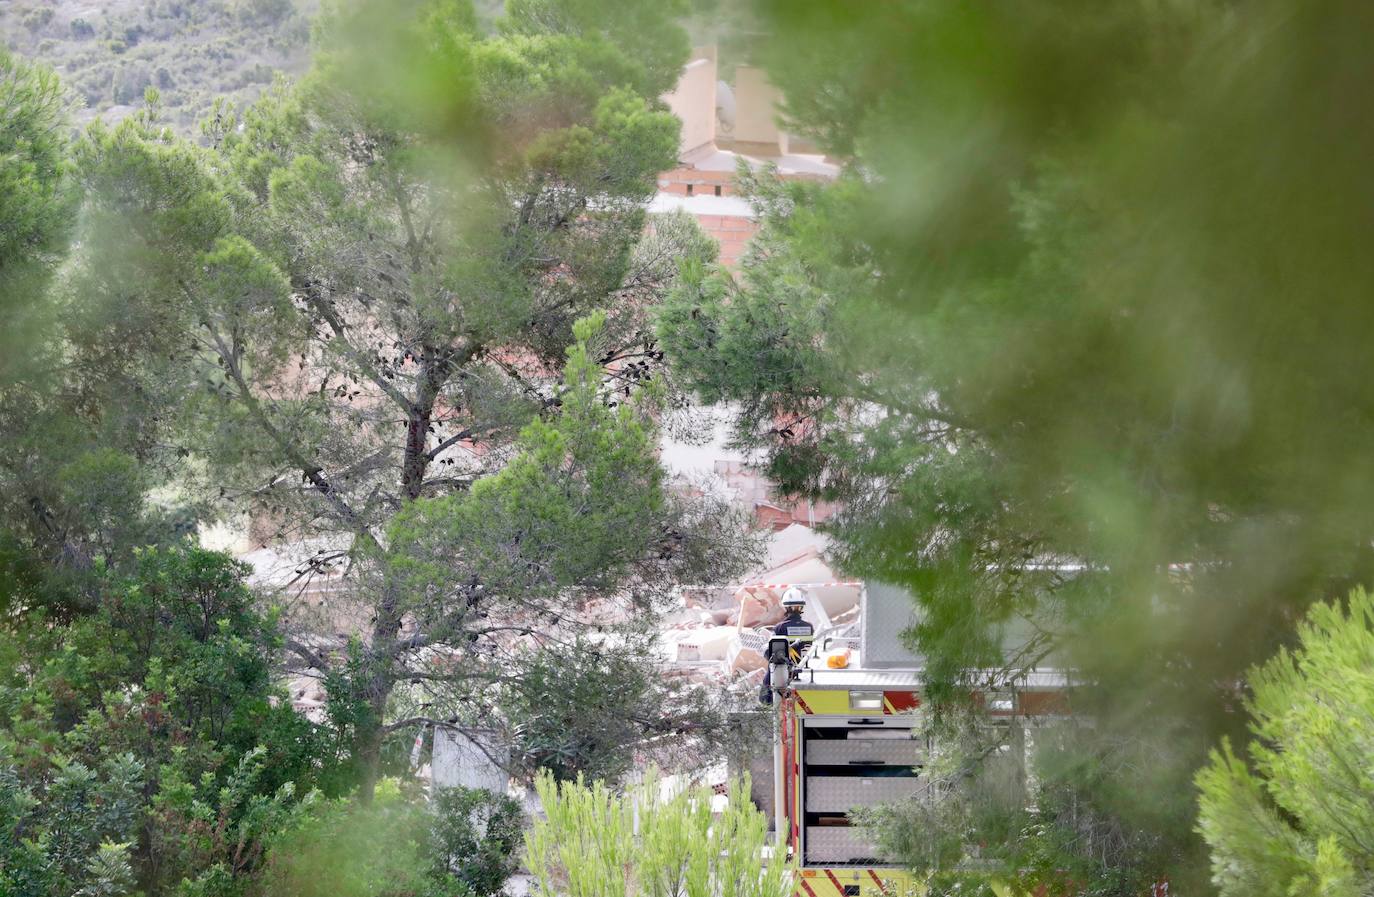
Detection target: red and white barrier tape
<box><xmin>733</xmin><ymin>581</ymin><xmax>863</xmax><ymax>594</ymax></box>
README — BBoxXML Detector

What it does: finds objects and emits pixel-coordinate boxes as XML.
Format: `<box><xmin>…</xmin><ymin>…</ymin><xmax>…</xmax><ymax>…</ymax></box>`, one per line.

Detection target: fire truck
<box><xmin>757</xmin><ymin>583</ymin><xmax>1068</xmax><ymax>897</ymax></box>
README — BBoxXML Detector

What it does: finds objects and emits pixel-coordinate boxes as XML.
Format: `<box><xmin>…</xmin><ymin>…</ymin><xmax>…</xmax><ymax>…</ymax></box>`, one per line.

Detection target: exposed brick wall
<box><xmin>657</xmin><ymin>159</ymin><xmax>831</xmax><ymax>266</ymax></box>
<box><xmin>658</xmin><ymin>165</ymin><xmax>738</xmax><ymax>196</ymax></box>
<box><xmin>657</xmin><ymin>165</ymin><xmax>759</xmax><ymax>265</ymax></box>
<box><xmin>702</xmin><ymin>215</ymin><xmax>758</xmax><ymax>266</ymax></box>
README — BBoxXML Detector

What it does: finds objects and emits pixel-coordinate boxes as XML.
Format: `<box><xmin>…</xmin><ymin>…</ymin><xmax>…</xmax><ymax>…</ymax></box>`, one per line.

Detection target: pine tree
<box><xmin>1197</xmin><ymin>587</ymin><xmax>1374</xmax><ymax>897</ymax></box>
<box><xmin>69</xmin><ymin>0</ymin><xmax>754</xmax><ymax>795</ymax></box>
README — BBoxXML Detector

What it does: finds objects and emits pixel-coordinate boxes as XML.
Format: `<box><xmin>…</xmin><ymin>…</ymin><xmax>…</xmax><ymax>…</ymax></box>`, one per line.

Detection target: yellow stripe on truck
<box><xmin>795</xmin><ymin>689</ymin><xmax>878</xmax><ymax>715</ymax></box>
<box><xmin>793</xmin><ymin>870</ymin><xmax>1009</xmax><ymax>897</ymax></box>
<box><xmin>794</xmin><ymin>869</ymin><xmax>920</xmax><ymax>897</ymax></box>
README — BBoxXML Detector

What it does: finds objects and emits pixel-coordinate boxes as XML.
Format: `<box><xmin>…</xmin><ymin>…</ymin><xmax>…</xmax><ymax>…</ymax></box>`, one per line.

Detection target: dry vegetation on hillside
<box><xmin>2</xmin><ymin>0</ymin><xmax>314</xmax><ymax>131</ymax></box>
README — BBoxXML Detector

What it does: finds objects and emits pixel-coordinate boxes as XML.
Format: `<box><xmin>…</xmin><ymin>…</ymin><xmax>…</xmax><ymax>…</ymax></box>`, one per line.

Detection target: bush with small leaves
<box><xmin>525</xmin><ymin>770</ymin><xmax>792</xmax><ymax>897</ymax></box>
<box><xmin>232</xmin><ymin>0</ymin><xmax>294</xmax><ymax>25</ymax></box>
<box><xmin>22</xmin><ymin>7</ymin><xmax>53</xmax><ymax>32</ymax></box>
<box><xmin>428</xmin><ymin>786</ymin><xmax>525</xmax><ymax>897</ymax></box>
<box><xmin>0</xmin><ymin>546</ymin><xmax>347</xmax><ymax>895</ymax></box>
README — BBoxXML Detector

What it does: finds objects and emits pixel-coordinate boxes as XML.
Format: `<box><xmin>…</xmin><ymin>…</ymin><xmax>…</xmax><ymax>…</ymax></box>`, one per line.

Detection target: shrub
<box><xmin>232</xmin><ymin>0</ymin><xmax>293</xmax><ymax>24</ymax></box>
<box><xmin>260</xmin><ymin>782</ymin><xmax>522</xmax><ymax>897</ymax></box>
<box><xmin>259</xmin><ymin>785</ymin><xmax>433</xmax><ymax>897</ymax></box>
<box><xmin>0</xmin><ymin>546</ymin><xmax>347</xmax><ymax>894</ymax></box>
<box><xmin>428</xmin><ymin>787</ymin><xmax>525</xmax><ymax>897</ymax></box>
<box><xmin>111</xmin><ymin>63</ymin><xmax>151</xmax><ymax>104</ymax></box>
<box><xmin>525</xmin><ymin>770</ymin><xmax>793</xmax><ymax>897</ymax></box>
<box><xmin>22</xmin><ymin>7</ymin><xmax>54</xmax><ymax>31</ymax></box>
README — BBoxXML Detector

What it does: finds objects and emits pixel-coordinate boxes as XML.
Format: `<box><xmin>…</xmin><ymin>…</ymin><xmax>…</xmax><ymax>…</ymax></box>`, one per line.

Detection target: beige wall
<box><xmin>663</xmin><ymin>54</ymin><xmax>717</xmax><ymax>155</ymax></box>
<box><xmin>732</xmin><ymin>65</ymin><xmax>786</xmax><ymax>153</ymax></box>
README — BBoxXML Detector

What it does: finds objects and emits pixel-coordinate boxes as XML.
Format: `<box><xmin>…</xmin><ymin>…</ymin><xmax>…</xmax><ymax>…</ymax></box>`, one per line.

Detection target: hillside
<box><xmin>2</xmin><ymin>0</ymin><xmax>314</xmax><ymax>131</ymax></box>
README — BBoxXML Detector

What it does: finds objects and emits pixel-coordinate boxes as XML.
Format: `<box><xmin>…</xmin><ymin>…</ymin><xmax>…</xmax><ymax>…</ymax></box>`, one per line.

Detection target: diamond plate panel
<box><xmin>804</xmin><ymin>775</ymin><xmax>924</xmax><ymax>812</ymax></box>
<box><xmin>807</xmin><ymin>739</ymin><xmax>924</xmax><ymax>767</ymax></box>
<box><xmin>859</xmin><ymin>583</ymin><xmax>923</xmax><ymax>668</ymax></box>
<box><xmin>804</xmin><ymin>826</ymin><xmax>884</xmax><ymax>865</ymax></box>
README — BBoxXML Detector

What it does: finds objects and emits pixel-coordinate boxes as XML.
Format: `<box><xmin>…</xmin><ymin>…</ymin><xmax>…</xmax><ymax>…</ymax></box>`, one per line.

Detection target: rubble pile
<box><xmin>661</xmin><ymin>523</ymin><xmax>861</xmax><ymax>686</ymax></box>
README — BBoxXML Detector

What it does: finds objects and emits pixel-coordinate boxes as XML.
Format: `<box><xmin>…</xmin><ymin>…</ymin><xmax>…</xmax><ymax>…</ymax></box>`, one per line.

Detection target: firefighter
<box><xmin>758</xmin><ymin>587</ymin><xmax>815</xmax><ymax>705</ymax></box>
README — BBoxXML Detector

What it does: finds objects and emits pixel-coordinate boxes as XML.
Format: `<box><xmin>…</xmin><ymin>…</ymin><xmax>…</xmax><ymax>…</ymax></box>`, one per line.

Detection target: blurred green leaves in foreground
<box><xmin>722</xmin><ymin>0</ymin><xmax>1374</xmax><ymax>675</ymax></box>
<box><xmin>661</xmin><ymin>0</ymin><xmax>1374</xmax><ymax>890</ymax></box>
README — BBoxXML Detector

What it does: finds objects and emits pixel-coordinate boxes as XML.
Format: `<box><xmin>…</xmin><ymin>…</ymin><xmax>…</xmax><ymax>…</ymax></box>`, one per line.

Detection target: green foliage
<box><xmin>427</xmin><ymin>786</ymin><xmax>525</xmax><ymax>897</ymax></box>
<box><xmin>388</xmin><ymin>316</ymin><xmax>751</xmax><ymax>782</ymax></box>
<box><xmin>503</xmin><ymin>0</ymin><xmax>691</xmax><ymax>99</ymax></box>
<box><xmin>53</xmin><ymin>0</ymin><xmax>747</xmax><ymax>796</ymax></box>
<box><xmin>0</xmin><ymin>752</ymin><xmax>144</xmax><ymax>897</ymax></box>
<box><xmin>1197</xmin><ymin>587</ymin><xmax>1374</xmax><ymax>897</ymax></box>
<box><xmin>0</xmin><ymin>545</ymin><xmax>338</xmax><ymax>896</ymax></box>
<box><xmin>261</xmin><ymin>781</ymin><xmax>522</xmax><ymax>897</ymax></box>
<box><xmin>0</xmin><ymin>48</ymin><xmax>73</xmax><ymax>384</ymax></box>
<box><xmin>854</xmin><ymin>719</ymin><xmax>1172</xmax><ymax>897</ymax></box>
<box><xmin>258</xmin><ymin>780</ymin><xmax>428</xmax><ymax>895</ymax></box>
<box><xmin>0</xmin><ymin>49</ymin><xmax>70</xmax><ymax>270</ymax></box>
<box><xmin>661</xmin><ymin>0</ymin><xmax>1374</xmax><ymax>888</ymax></box>
<box><xmin>1</xmin><ymin>549</ymin><xmax>514</xmax><ymax>896</ymax></box>
<box><xmin>501</xmin><ymin>633</ymin><xmax>723</xmax><ymax>784</ymax></box>
<box><xmin>389</xmin><ymin>314</ymin><xmax>666</xmax><ymax>603</ymax></box>
<box><xmin>259</xmin><ymin>783</ymin><xmax>434</xmax><ymax>897</ymax></box>
<box><xmin>232</xmin><ymin>0</ymin><xmax>295</xmax><ymax>25</ymax></box>
<box><xmin>0</xmin><ymin>68</ymin><xmax>225</xmax><ymax>603</ymax></box>
<box><xmin>0</xmin><ymin>434</ymin><xmax>204</xmax><ymax>621</ymax></box>
<box><xmin>3</xmin><ymin>8</ymin><xmax>739</xmax><ymax>895</ymax></box>
<box><xmin>74</xmin><ymin>841</ymin><xmax>139</xmax><ymax>897</ymax></box>
<box><xmin>5</xmin><ymin>1</ymin><xmax>734</xmax><ymax>893</ymax></box>
<box><xmin>525</xmin><ymin>770</ymin><xmax>791</xmax><ymax>897</ymax></box>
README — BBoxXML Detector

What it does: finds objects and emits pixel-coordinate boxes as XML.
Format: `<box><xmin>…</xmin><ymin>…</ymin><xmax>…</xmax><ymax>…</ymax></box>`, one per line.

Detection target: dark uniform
<box><xmin>758</xmin><ymin>612</ymin><xmax>815</xmax><ymax>705</ymax></box>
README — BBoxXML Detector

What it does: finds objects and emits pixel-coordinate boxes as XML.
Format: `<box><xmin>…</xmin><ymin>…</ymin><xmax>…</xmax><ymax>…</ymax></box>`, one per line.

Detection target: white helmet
<box><xmin>781</xmin><ymin>587</ymin><xmax>807</xmax><ymax>611</ymax></box>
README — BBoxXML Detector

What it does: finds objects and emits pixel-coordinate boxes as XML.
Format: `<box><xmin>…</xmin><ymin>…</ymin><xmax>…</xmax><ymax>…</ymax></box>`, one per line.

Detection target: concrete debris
<box><xmin>725</xmin><ymin>639</ymin><xmax>765</xmax><ymax>675</ymax></box>
<box><xmin>737</xmin><ymin>588</ymin><xmax>783</xmax><ymax>628</ymax></box>
<box><xmin>287</xmin><ymin>674</ymin><xmax>329</xmax><ymax>723</ymax></box>
<box><xmin>671</xmin><ymin>625</ymin><xmax>739</xmax><ymax>663</ymax></box>
<box><xmin>662</xmin><ymin>522</ymin><xmax>861</xmax><ymax>685</ymax></box>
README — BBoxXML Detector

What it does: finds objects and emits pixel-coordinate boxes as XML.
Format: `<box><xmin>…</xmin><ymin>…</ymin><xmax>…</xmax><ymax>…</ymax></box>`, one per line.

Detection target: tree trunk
<box><xmin>357</xmin><ymin>377</ymin><xmax>438</xmax><ymax>800</ymax></box>
<box><xmin>354</xmin><ymin>670</ymin><xmax>393</xmax><ymax>803</ymax></box>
